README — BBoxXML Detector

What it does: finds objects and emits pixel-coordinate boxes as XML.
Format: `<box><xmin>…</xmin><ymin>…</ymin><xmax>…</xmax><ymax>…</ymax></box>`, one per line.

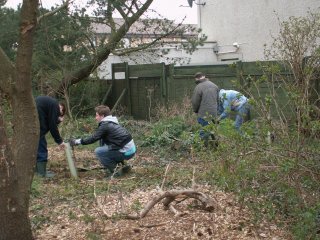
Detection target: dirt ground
<box><xmin>30</xmin><ymin>146</ymin><xmax>291</xmax><ymax>240</ymax></box>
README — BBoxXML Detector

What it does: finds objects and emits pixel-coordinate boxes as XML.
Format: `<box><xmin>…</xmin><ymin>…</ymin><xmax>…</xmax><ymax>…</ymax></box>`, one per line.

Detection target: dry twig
<box><xmin>93</xmin><ymin>180</ymin><xmax>110</xmax><ymax>217</ymax></box>
<box><xmin>138</xmin><ymin>221</ymin><xmax>171</xmax><ymax>228</ymax></box>
<box><xmin>160</xmin><ymin>163</ymin><xmax>170</xmax><ymax>191</ymax></box>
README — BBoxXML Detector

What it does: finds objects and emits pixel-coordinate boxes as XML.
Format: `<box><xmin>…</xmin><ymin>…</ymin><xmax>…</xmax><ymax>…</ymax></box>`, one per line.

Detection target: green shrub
<box><xmin>141</xmin><ymin>116</ymin><xmax>189</xmax><ymax>147</ymax></box>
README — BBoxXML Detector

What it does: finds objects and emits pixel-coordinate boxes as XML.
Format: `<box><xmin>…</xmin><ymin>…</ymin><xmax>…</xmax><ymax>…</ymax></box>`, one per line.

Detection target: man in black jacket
<box><xmin>71</xmin><ymin>105</ymin><xmax>136</xmax><ymax>178</ymax></box>
<box><xmin>36</xmin><ymin>96</ymin><xmax>66</xmax><ymax>177</ymax></box>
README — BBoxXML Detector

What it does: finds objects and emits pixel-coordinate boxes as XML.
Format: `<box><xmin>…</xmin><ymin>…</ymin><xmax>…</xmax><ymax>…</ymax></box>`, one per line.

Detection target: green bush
<box><xmin>141</xmin><ymin>116</ymin><xmax>189</xmax><ymax>147</ymax></box>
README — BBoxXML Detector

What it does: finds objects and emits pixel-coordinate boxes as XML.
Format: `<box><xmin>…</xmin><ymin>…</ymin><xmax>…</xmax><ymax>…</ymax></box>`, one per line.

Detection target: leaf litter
<box><xmin>31</xmin><ymin>146</ymin><xmax>291</xmax><ymax>239</ymax></box>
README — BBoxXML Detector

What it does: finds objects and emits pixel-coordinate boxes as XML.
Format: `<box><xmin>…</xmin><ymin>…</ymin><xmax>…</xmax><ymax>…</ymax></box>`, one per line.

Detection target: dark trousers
<box><xmin>197</xmin><ymin>117</ymin><xmax>217</xmax><ymax>145</ymax></box>
<box><xmin>95</xmin><ymin>146</ymin><xmax>135</xmax><ymax>173</ymax></box>
<box><xmin>37</xmin><ymin>135</ymin><xmax>48</xmax><ymax>162</ymax></box>
<box><xmin>197</xmin><ymin>117</ymin><xmax>214</xmax><ymax>139</ymax></box>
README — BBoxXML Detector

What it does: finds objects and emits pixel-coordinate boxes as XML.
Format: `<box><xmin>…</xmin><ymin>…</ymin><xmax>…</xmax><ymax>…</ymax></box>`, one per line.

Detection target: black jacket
<box><xmin>81</xmin><ymin>116</ymin><xmax>132</xmax><ymax>150</ymax></box>
<box><xmin>36</xmin><ymin>96</ymin><xmax>63</xmax><ymax>144</ymax></box>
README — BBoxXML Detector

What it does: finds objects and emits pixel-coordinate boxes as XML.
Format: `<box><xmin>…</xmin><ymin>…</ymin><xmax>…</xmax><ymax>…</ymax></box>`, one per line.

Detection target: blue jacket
<box><xmin>219</xmin><ymin>89</ymin><xmax>248</xmax><ymax>120</ymax></box>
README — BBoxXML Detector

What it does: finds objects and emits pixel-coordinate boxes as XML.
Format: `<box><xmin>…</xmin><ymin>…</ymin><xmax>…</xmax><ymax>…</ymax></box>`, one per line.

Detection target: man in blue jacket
<box><xmin>71</xmin><ymin>105</ymin><xmax>136</xmax><ymax>178</ymax></box>
<box><xmin>36</xmin><ymin>96</ymin><xmax>66</xmax><ymax>177</ymax></box>
<box><xmin>218</xmin><ymin>89</ymin><xmax>250</xmax><ymax>132</ymax></box>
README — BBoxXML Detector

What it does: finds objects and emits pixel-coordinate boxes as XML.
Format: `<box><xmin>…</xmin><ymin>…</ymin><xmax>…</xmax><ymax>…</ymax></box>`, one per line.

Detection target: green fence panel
<box><xmin>129</xmin><ymin>64</ymin><xmax>164</xmax><ymax>78</ymax></box>
<box><xmin>110</xmin><ymin>61</ymin><xmax>318</xmax><ymax>121</ymax></box>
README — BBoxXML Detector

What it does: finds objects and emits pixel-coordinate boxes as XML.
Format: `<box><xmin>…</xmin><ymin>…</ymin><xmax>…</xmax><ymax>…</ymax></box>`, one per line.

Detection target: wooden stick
<box><xmin>191</xmin><ymin>167</ymin><xmax>196</xmax><ymax>189</ymax></box>
<box><xmin>160</xmin><ymin>163</ymin><xmax>170</xmax><ymax>191</ymax></box>
<box><xmin>139</xmin><ymin>221</ymin><xmax>171</xmax><ymax>228</ymax></box>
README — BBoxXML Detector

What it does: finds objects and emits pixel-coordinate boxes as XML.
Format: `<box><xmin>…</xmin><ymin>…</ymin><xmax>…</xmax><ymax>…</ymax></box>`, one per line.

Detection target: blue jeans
<box><xmin>197</xmin><ymin>117</ymin><xmax>217</xmax><ymax>144</ymax></box>
<box><xmin>95</xmin><ymin>146</ymin><xmax>135</xmax><ymax>172</ymax></box>
<box><xmin>197</xmin><ymin>117</ymin><xmax>209</xmax><ymax>139</ymax></box>
<box><xmin>235</xmin><ymin>103</ymin><xmax>250</xmax><ymax>131</ymax></box>
<box><xmin>37</xmin><ymin>135</ymin><xmax>48</xmax><ymax>163</ymax></box>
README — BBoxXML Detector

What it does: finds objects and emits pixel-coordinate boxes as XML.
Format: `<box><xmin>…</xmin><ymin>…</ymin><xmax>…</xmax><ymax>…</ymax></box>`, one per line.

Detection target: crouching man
<box><xmin>71</xmin><ymin>105</ymin><xmax>136</xmax><ymax>178</ymax></box>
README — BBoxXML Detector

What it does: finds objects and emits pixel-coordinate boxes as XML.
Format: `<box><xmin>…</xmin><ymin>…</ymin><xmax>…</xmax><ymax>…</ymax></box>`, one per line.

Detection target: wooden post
<box><xmin>160</xmin><ymin>62</ymin><xmax>167</xmax><ymax>107</ymax></box>
<box><xmin>101</xmin><ymin>83</ymin><xmax>112</xmax><ymax>105</ymax></box>
<box><xmin>236</xmin><ymin>61</ymin><xmax>243</xmax><ymax>90</ymax></box>
<box><xmin>125</xmin><ymin>62</ymin><xmax>132</xmax><ymax>115</ymax></box>
<box><xmin>167</xmin><ymin>64</ymin><xmax>174</xmax><ymax>104</ymax></box>
<box><xmin>111</xmin><ymin>88</ymin><xmax>127</xmax><ymax>114</ymax></box>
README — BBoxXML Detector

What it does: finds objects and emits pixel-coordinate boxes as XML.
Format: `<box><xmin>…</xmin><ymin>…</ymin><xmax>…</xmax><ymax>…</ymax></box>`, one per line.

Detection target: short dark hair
<box><xmin>194</xmin><ymin>72</ymin><xmax>205</xmax><ymax>79</ymax></box>
<box><xmin>95</xmin><ymin>105</ymin><xmax>111</xmax><ymax>117</ymax></box>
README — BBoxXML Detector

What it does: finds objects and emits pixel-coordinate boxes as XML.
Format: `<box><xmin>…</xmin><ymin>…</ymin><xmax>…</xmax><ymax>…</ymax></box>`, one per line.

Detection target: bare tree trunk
<box><xmin>0</xmin><ymin>0</ymin><xmax>39</xmax><ymax>239</ymax></box>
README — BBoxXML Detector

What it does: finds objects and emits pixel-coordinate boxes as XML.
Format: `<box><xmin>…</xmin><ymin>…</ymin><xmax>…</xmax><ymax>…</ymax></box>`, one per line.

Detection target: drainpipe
<box><xmin>197</xmin><ymin>1</ymin><xmax>202</xmax><ymax>29</ymax></box>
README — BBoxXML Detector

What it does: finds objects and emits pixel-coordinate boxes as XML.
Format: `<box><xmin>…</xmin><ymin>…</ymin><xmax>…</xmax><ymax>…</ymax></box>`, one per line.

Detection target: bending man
<box><xmin>36</xmin><ymin>96</ymin><xmax>66</xmax><ymax>177</ymax></box>
<box><xmin>218</xmin><ymin>89</ymin><xmax>250</xmax><ymax>132</ymax></box>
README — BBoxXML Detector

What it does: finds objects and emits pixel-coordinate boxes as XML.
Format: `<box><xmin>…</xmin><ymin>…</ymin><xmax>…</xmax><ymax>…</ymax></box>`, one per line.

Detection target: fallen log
<box><xmin>124</xmin><ymin>189</ymin><xmax>217</xmax><ymax>220</ymax></box>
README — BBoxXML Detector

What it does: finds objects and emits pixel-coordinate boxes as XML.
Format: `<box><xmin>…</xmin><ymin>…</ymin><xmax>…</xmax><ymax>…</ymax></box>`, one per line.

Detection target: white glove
<box><xmin>70</xmin><ymin>138</ymin><xmax>82</xmax><ymax>146</ymax></box>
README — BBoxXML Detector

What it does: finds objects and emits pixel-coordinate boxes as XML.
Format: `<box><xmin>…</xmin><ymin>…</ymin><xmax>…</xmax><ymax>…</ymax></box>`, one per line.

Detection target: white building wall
<box><xmin>197</xmin><ymin>0</ymin><xmax>320</xmax><ymax>61</ymax></box>
<box><xmin>97</xmin><ymin>42</ymin><xmax>218</xmax><ymax>79</ymax></box>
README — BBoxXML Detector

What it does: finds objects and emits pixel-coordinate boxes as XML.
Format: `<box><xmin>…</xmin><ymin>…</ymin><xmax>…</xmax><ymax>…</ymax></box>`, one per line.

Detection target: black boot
<box><xmin>105</xmin><ymin>170</ymin><xmax>121</xmax><ymax>179</ymax></box>
<box><xmin>120</xmin><ymin>165</ymin><xmax>132</xmax><ymax>175</ymax></box>
<box><xmin>104</xmin><ymin>164</ymin><xmax>123</xmax><ymax>179</ymax></box>
<box><xmin>36</xmin><ymin>162</ymin><xmax>55</xmax><ymax>178</ymax></box>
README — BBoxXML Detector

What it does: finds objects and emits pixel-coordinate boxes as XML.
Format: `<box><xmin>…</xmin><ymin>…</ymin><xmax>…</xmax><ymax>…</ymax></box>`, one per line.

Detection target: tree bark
<box><xmin>0</xmin><ymin>0</ymin><xmax>39</xmax><ymax>239</ymax></box>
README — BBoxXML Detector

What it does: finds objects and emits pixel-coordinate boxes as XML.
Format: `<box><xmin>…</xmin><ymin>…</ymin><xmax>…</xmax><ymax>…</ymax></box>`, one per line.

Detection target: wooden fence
<box><xmin>104</xmin><ymin>61</ymin><xmax>318</xmax><ymax>120</ymax></box>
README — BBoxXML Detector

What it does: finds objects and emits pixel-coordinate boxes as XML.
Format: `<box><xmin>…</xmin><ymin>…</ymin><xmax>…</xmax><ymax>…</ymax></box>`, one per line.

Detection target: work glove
<box><xmin>69</xmin><ymin>138</ymin><xmax>81</xmax><ymax>147</ymax></box>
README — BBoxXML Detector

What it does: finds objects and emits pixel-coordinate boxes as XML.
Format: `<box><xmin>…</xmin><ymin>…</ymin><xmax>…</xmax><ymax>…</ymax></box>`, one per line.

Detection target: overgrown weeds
<box><xmin>140</xmin><ymin>96</ymin><xmax>319</xmax><ymax>239</ymax></box>
<box><xmin>32</xmin><ymin>77</ymin><xmax>319</xmax><ymax>239</ymax></box>
<box><xmin>35</xmin><ymin>96</ymin><xmax>319</xmax><ymax>239</ymax></box>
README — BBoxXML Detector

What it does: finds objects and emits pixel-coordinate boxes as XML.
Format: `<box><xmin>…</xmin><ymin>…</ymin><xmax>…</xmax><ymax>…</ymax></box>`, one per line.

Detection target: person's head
<box><xmin>95</xmin><ymin>105</ymin><xmax>111</xmax><ymax>122</ymax></box>
<box><xmin>194</xmin><ymin>72</ymin><xmax>206</xmax><ymax>82</ymax></box>
<box><xmin>219</xmin><ymin>89</ymin><xmax>227</xmax><ymax>100</ymax></box>
<box><xmin>59</xmin><ymin>102</ymin><xmax>66</xmax><ymax>116</ymax></box>
<box><xmin>58</xmin><ymin>102</ymin><xmax>66</xmax><ymax>123</ymax></box>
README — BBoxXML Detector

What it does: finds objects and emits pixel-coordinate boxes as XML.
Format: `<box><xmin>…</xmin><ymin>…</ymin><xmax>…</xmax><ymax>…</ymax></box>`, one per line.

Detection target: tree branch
<box><xmin>112</xmin><ymin>30</ymin><xmax>182</xmax><ymax>57</ymax></box>
<box><xmin>57</xmin><ymin>0</ymin><xmax>154</xmax><ymax>94</ymax></box>
<box><xmin>106</xmin><ymin>1</ymin><xmax>116</xmax><ymax>33</ymax></box>
<box><xmin>124</xmin><ymin>190</ymin><xmax>217</xmax><ymax>220</ymax></box>
<box><xmin>37</xmin><ymin>0</ymin><xmax>71</xmax><ymax>23</ymax></box>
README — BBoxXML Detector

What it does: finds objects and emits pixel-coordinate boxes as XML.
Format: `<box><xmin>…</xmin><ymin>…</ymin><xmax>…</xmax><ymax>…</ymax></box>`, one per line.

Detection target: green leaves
<box><xmin>142</xmin><ymin>117</ymin><xmax>188</xmax><ymax>147</ymax></box>
<box><xmin>0</xmin><ymin>7</ymin><xmax>20</xmax><ymax>61</ymax></box>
